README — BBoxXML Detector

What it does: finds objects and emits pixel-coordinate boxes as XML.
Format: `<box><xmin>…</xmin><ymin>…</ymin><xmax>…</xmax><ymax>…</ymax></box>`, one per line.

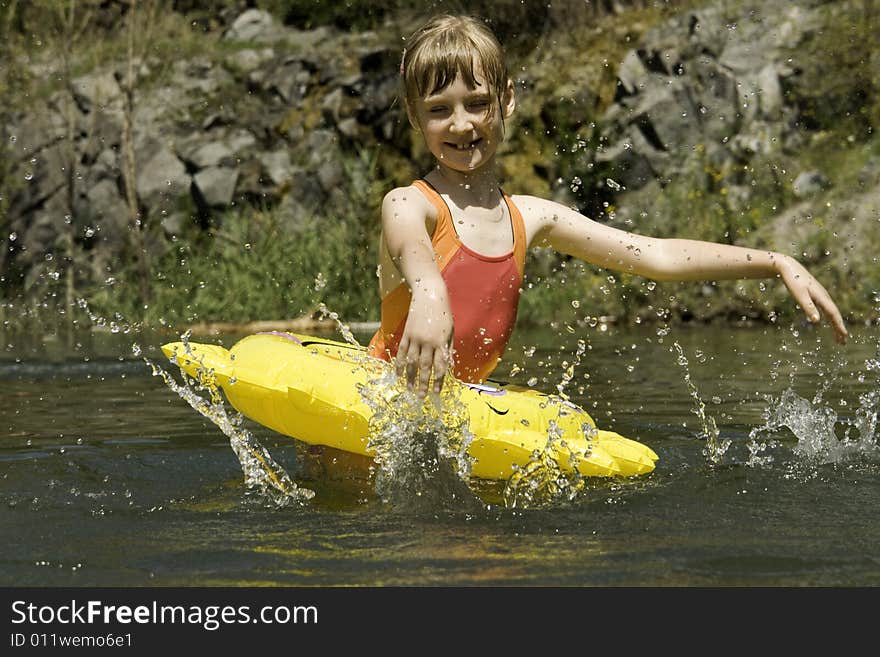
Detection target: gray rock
<box><xmin>226</xmin><ymin>130</ymin><xmax>258</xmax><ymax>153</ymax></box>
<box><xmin>756</xmin><ymin>64</ymin><xmax>783</xmax><ymax>120</ymax></box>
<box><xmin>21</xmin><ymin>191</ymin><xmax>67</xmax><ymax>264</ymax></box>
<box><xmin>681</xmin><ymin>9</ymin><xmax>729</xmax><ymax>57</ymax></box>
<box><xmin>281</xmin><ymin>27</ymin><xmax>335</xmax><ymax>55</ymax></box>
<box><xmin>337</xmin><ymin>118</ymin><xmax>361</xmax><ymax>139</ymax></box>
<box><xmin>71</xmin><ymin>71</ymin><xmax>123</xmax><ymax>113</ymax></box>
<box><xmin>304</xmin><ymin>130</ymin><xmax>339</xmax><ymax>167</ymax></box>
<box><xmin>724</xmin><ymin>184</ymin><xmax>752</xmax><ymax>212</ymax></box>
<box><xmin>93</xmin><ymin>148</ymin><xmax>119</xmax><ymax>178</ymax></box>
<box><xmin>617</xmin><ymin>49</ymin><xmax>648</xmax><ymax>96</ymax></box>
<box><xmin>136</xmin><ymin>146</ymin><xmax>191</xmax><ymax>208</ymax></box>
<box><xmin>259</xmin><ymin>150</ymin><xmax>294</xmax><ymax>186</ymax></box>
<box><xmin>160</xmin><ymin>211</ymin><xmax>187</xmax><ymax>236</ymax></box>
<box><xmin>792</xmin><ymin>171</ymin><xmax>831</xmax><ymax>198</ymax></box>
<box><xmin>729</xmin><ymin>124</ymin><xmax>775</xmax><ymax>157</ymax></box>
<box><xmin>226</xmin><ymin>47</ymin><xmax>275</xmax><ymax>74</ymax></box>
<box><xmin>15</xmin><ymin>141</ymin><xmax>67</xmax><ymax>213</ymax></box>
<box><xmin>627</xmin><ymin>80</ymin><xmax>701</xmax><ymax>153</ymax></box>
<box><xmin>224</xmin><ymin>9</ymin><xmax>279</xmax><ymax>43</ymax></box>
<box><xmin>267</xmin><ymin>60</ymin><xmax>313</xmax><ymax>104</ymax></box>
<box><xmin>80</xmin><ymin>111</ymin><xmax>123</xmax><ymax>164</ymax></box>
<box><xmin>718</xmin><ymin>40</ymin><xmax>771</xmax><ymax>75</ymax></box>
<box><xmin>186</xmin><ymin>141</ymin><xmax>235</xmax><ymax>169</ymax></box>
<box><xmin>81</xmin><ymin>179</ymin><xmax>129</xmax><ymax>247</ymax></box>
<box><xmin>316</xmin><ymin>160</ymin><xmax>343</xmax><ymax>192</ymax></box>
<box><xmin>193</xmin><ymin>166</ymin><xmax>239</xmax><ymax>207</ymax></box>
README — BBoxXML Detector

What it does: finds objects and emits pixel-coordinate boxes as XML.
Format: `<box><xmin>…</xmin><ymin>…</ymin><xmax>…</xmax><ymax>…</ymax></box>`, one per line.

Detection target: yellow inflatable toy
<box><xmin>161</xmin><ymin>332</ymin><xmax>657</xmax><ymax>481</ymax></box>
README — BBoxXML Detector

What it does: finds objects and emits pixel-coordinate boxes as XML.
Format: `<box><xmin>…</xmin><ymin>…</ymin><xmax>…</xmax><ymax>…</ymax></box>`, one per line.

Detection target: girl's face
<box><xmin>409</xmin><ymin>64</ymin><xmax>515</xmax><ymax>176</ymax></box>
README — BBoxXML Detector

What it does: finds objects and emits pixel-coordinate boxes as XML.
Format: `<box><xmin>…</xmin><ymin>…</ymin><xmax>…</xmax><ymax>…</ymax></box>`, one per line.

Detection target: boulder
<box><xmin>223</xmin><ymin>9</ymin><xmax>279</xmax><ymax>43</ymax></box>
<box><xmin>136</xmin><ymin>146</ymin><xmax>191</xmax><ymax>208</ymax></box>
<box><xmin>193</xmin><ymin>166</ymin><xmax>239</xmax><ymax>207</ymax></box>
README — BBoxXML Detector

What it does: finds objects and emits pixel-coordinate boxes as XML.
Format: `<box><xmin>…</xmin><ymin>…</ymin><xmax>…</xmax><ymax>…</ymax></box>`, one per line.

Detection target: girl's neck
<box><xmin>428</xmin><ymin>162</ymin><xmax>501</xmax><ymax>206</ymax></box>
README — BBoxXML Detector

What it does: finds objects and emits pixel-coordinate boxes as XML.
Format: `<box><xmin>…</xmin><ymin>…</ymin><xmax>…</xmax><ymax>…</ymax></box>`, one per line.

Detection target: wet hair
<box><xmin>400</xmin><ymin>15</ymin><xmax>509</xmax><ymax>120</ymax></box>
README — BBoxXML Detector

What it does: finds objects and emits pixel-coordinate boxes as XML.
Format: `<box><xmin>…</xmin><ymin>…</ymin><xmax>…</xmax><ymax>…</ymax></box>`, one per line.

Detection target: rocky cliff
<box><xmin>1</xmin><ymin>0</ymin><xmax>877</xmax><ymax>327</ymax></box>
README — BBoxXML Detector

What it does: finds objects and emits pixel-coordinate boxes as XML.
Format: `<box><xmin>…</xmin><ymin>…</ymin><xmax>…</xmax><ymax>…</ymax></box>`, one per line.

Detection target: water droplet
<box><xmin>24</xmin><ymin>171</ymin><xmax>33</xmax><ymax>181</ymax></box>
<box><xmin>571</xmin><ymin>300</ymin><xmax>580</xmax><ymax>308</ymax></box>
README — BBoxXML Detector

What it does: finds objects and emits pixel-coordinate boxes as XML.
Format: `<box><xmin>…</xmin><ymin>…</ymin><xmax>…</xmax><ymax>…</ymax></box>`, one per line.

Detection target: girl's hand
<box><xmin>776</xmin><ymin>255</ymin><xmax>848</xmax><ymax>344</ymax></box>
<box><xmin>395</xmin><ymin>292</ymin><xmax>454</xmax><ymax>398</ymax></box>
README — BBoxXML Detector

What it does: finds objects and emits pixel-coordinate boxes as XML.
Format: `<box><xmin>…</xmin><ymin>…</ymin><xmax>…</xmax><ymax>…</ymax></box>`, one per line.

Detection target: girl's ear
<box><xmin>502</xmin><ymin>79</ymin><xmax>516</xmax><ymax>119</ymax></box>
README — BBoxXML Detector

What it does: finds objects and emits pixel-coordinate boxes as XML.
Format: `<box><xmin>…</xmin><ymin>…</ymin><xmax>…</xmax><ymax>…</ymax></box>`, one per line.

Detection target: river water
<box><xmin>2</xmin><ymin>321</ymin><xmax>879</xmax><ymax>586</ymax></box>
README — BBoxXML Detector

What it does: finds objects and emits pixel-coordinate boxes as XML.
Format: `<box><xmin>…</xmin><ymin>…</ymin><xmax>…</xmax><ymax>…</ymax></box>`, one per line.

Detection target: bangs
<box><xmin>402</xmin><ymin>15</ymin><xmax>508</xmax><ymax>108</ymax></box>
<box><xmin>415</xmin><ymin>47</ymin><xmax>483</xmax><ymax>99</ymax></box>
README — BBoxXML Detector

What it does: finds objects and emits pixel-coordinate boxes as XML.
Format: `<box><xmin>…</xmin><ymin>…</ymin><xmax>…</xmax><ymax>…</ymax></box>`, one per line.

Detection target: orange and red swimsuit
<box><xmin>368</xmin><ymin>179</ymin><xmax>527</xmax><ymax>383</ymax></box>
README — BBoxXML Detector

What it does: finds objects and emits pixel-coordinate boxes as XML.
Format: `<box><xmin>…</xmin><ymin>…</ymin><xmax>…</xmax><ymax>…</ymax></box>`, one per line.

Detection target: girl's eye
<box><xmin>428</xmin><ymin>106</ymin><xmax>448</xmax><ymax>114</ymax></box>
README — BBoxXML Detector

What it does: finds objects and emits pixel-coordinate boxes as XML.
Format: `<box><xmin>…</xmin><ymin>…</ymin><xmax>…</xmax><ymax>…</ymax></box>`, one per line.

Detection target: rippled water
<box><xmin>2</xmin><ymin>322</ymin><xmax>879</xmax><ymax>586</ymax></box>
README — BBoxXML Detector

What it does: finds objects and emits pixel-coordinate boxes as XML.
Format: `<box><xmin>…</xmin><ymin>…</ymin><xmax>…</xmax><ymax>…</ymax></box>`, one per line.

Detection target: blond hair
<box><xmin>400</xmin><ymin>15</ymin><xmax>509</xmax><ymax>117</ymax></box>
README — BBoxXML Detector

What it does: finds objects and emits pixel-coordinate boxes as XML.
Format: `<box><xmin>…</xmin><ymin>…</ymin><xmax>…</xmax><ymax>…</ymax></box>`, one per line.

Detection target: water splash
<box><xmin>152</xmin><ymin>334</ymin><xmax>314</xmax><ymax>507</ymax></box>
<box><xmin>502</xmin><ymin>414</ymin><xmax>596</xmax><ymax>509</ymax></box>
<box><xmin>356</xmin><ymin>364</ymin><xmax>480</xmax><ymax>511</ymax></box>
<box><xmin>316</xmin><ymin>302</ymin><xmax>359</xmax><ymax>347</ymax></box>
<box><xmin>315</xmin><ymin>303</ymin><xmax>480</xmax><ymax>509</ymax></box>
<box><xmin>747</xmin><ymin>346</ymin><xmax>880</xmax><ymax>466</ymax></box>
<box><xmin>673</xmin><ymin>341</ymin><xmax>730</xmax><ymax>464</ymax></box>
<box><xmin>496</xmin><ymin>340</ymin><xmax>603</xmax><ymax>509</ymax></box>
<box><xmin>556</xmin><ymin>338</ymin><xmax>587</xmax><ymax>398</ymax></box>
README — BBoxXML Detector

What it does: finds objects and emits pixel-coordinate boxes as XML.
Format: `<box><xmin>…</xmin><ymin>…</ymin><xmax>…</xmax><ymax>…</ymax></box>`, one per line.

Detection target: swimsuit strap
<box><xmin>412</xmin><ymin>179</ymin><xmax>527</xmax><ymax>277</ymax></box>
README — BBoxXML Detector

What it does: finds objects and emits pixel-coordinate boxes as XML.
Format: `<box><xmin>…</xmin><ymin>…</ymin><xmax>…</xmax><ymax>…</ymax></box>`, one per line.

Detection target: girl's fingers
<box><xmin>432</xmin><ymin>346</ymin><xmax>448</xmax><ymax>393</ymax></box>
<box><xmin>812</xmin><ymin>287</ymin><xmax>848</xmax><ymax>344</ymax></box>
<box><xmin>395</xmin><ymin>337</ymin><xmax>409</xmax><ymax>378</ymax></box>
<box><xmin>406</xmin><ymin>344</ymin><xmax>421</xmax><ymax>388</ymax></box>
<box><xmin>417</xmin><ymin>346</ymin><xmax>433</xmax><ymax>397</ymax></box>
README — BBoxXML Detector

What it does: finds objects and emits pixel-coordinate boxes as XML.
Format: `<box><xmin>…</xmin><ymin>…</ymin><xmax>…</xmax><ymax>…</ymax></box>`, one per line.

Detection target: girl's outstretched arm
<box><xmin>518</xmin><ymin>196</ymin><xmax>848</xmax><ymax>344</ymax></box>
<box><xmin>380</xmin><ymin>187</ymin><xmax>454</xmax><ymax>396</ymax></box>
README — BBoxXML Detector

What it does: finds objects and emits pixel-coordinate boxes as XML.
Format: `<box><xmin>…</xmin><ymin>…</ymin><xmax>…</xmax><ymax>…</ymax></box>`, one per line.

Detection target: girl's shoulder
<box><xmin>509</xmin><ymin>193</ymin><xmax>572</xmax><ymax>241</ymax></box>
<box><xmin>383</xmin><ymin>183</ymin><xmax>437</xmax><ymax>212</ymax></box>
<box><xmin>381</xmin><ymin>183</ymin><xmax>439</xmax><ymax>231</ymax></box>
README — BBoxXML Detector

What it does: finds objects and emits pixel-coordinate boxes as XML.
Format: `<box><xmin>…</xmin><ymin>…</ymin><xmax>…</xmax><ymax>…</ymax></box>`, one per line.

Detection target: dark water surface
<box><xmin>2</xmin><ymin>322</ymin><xmax>878</xmax><ymax>586</ymax></box>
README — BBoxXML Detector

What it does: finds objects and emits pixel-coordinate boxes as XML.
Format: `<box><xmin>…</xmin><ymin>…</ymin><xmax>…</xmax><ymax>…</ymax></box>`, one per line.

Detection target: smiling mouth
<box><xmin>446</xmin><ymin>139</ymin><xmax>482</xmax><ymax>150</ymax></box>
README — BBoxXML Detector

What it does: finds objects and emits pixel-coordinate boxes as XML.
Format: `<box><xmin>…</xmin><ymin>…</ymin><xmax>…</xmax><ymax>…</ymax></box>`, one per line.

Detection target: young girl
<box><xmin>367</xmin><ymin>14</ymin><xmax>848</xmax><ymax>398</ymax></box>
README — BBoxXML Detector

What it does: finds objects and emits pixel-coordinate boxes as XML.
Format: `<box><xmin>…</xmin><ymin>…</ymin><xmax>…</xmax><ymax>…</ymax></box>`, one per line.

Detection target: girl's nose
<box><xmin>449</xmin><ymin>108</ymin><xmax>474</xmax><ymax>133</ymax></box>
